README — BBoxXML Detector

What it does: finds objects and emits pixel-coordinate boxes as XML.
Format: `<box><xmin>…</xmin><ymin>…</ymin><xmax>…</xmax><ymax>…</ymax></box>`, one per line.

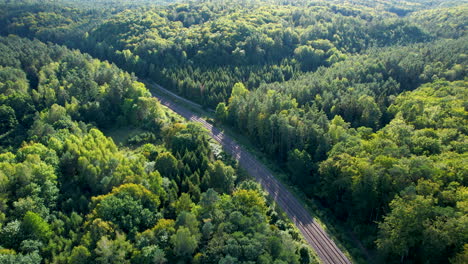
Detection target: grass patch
<box><xmin>104</xmin><ymin>126</ymin><xmax>145</xmax><ymax>146</ymax></box>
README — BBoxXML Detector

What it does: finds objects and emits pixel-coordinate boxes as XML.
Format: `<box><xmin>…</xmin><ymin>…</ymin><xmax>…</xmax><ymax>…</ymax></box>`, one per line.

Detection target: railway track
<box><xmin>147</xmin><ymin>82</ymin><xmax>352</xmax><ymax>264</ymax></box>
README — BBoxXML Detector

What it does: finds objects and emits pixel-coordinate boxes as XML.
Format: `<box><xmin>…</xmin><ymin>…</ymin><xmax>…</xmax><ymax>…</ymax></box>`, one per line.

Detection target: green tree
<box><xmin>88</xmin><ymin>184</ymin><xmax>160</xmax><ymax>234</ymax></box>
<box><xmin>202</xmin><ymin>161</ymin><xmax>236</xmax><ymax>193</ymax></box>
<box><xmin>215</xmin><ymin>102</ymin><xmax>228</xmax><ymax>123</ymax></box>
<box><xmin>69</xmin><ymin>246</ymin><xmax>91</xmax><ymax>264</ymax></box>
<box><xmin>21</xmin><ymin>211</ymin><xmax>51</xmax><ymax>242</ymax></box>
<box><xmin>155</xmin><ymin>152</ymin><xmax>179</xmax><ymax>180</ymax></box>
<box><xmin>95</xmin><ymin>233</ymin><xmax>135</xmax><ymax>264</ymax></box>
<box><xmin>299</xmin><ymin>245</ymin><xmax>312</xmax><ymax>264</ymax></box>
<box><xmin>0</xmin><ymin>105</ymin><xmax>18</xmax><ymax>135</ymax></box>
<box><xmin>171</xmin><ymin>227</ymin><xmax>198</xmax><ymax>258</ymax></box>
<box><xmin>0</xmin><ymin>220</ymin><xmax>22</xmax><ymax>249</ymax></box>
<box><xmin>0</xmin><ymin>250</ymin><xmax>42</xmax><ymax>264</ymax></box>
<box><xmin>173</xmin><ymin>193</ymin><xmax>194</xmax><ymax>215</ymax></box>
<box><xmin>358</xmin><ymin>95</ymin><xmax>382</xmax><ymax>129</ymax></box>
<box><xmin>287</xmin><ymin>149</ymin><xmax>313</xmax><ymax>185</ymax></box>
<box><xmin>294</xmin><ymin>45</ymin><xmax>324</xmax><ymax>71</ymax></box>
<box><xmin>228</xmin><ymin>83</ymin><xmax>249</xmax><ymax>103</ymax></box>
<box><xmin>175</xmin><ymin>211</ymin><xmax>199</xmax><ymax>236</ymax></box>
<box><xmin>135</xmin><ymin>245</ymin><xmax>167</xmax><ymax>264</ymax></box>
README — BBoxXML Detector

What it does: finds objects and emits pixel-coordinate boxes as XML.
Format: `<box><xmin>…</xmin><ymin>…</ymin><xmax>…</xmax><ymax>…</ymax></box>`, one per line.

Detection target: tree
<box><xmin>0</xmin><ymin>250</ymin><xmax>42</xmax><ymax>264</ymax></box>
<box><xmin>0</xmin><ymin>32</ymin><xmax>314</xmax><ymax>264</ymax></box>
<box><xmin>175</xmin><ymin>211</ymin><xmax>199</xmax><ymax>236</ymax></box>
<box><xmin>89</xmin><ymin>184</ymin><xmax>160</xmax><ymax>234</ymax></box>
<box><xmin>0</xmin><ymin>105</ymin><xmax>17</xmax><ymax>135</ymax></box>
<box><xmin>451</xmin><ymin>245</ymin><xmax>468</xmax><ymax>264</ymax></box>
<box><xmin>215</xmin><ymin>102</ymin><xmax>228</xmax><ymax>123</ymax></box>
<box><xmin>231</xmin><ymin>189</ymin><xmax>267</xmax><ymax>217</ymax></box>
<box><xmin>69</xmin><ymin>246</ymin><xmax>91</xmax><ymax>264</ymax></box>
<box><xmin>135</xmin><ymin>245</ymin><xmax>167</xmax><ymax>264</ymax></box>
<box><xmin>228</xmin><ymin>83</ymin><xmax>249</xmax><ymax>103</ymax></box>
<box><xmin>287</xmin><ymin>149</ymin><xmax>313</xmax><ymax>185</ymax></box>
<box><xmin>155</xmin><ymin>152</ymin><xmax>179</xmax><ymax>180</ymax></box>
<box><xmin>199</xmin><ymin>188</ymin><xmax>219</xmax><ymax>219</ymax></box>
<box><xmin>299</xmin><ymin>245</ymin><xmax>312</xmax><ymax>264</ymax></box>
<box><xmin>327</xmin><ymin>115</ymin><xmax>351</xmax><ymax>145</ymax></box>
<box><xmin>376</xmin><ymin>180</ymin><xmax>466</xmax><ymax>263</ymax></box>
<box><xmin>294</xmin><ymin>45</ymin><xmax>324</xmax><ymax>71</ymax></box>
<box><xmin>171</xmin><ymin>227</ymin><xmax>198</xmax><ymax>258</ymax></box>
<box><xmin>219</xmin><ymin>255</ymin><xmax>238</xmax><ymax>264</ymax></box>
<box><xmin>21</xmin><ymin>211</ymin><xmax>51</xmax><ymax>242</ymax></box>
<box><xmin>202</xmin><ymin>161</ymin><xmax>236</xmax><ymax>193</ymax></box>
<box><xmin>147</xmin><ymin>219</ymin><xmax>176</xmax><ymax>252</ymax></box>
<box><xmin>95</xmin><ymin>233</ymin><xmax>135</xmax><ymax>264</ymax></box>
<box><xmin>0</xmin><ymin>220</ymin><xmax>22</xmax><ymax>249</ymax></box>
<box><xmin>174</xmin><ymin>193</ymin><xmax>194</xmax><ymax>215</ymax></box>
<box><xmin>358</xmin><ymin>95</ymin><xmax>382</xmax><ymax>129</ymax></box>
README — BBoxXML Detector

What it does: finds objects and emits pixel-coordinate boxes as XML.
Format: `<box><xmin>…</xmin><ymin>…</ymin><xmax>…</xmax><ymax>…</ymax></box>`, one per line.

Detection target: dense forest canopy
<box><xmin>0</xmin><ymin>0</ymin><xmax>467</xmax><ymax>263</ymax></box>
<box><xmin>2</xmin><ymin>0</ymin><xmax>458</xmax><ymax>107</ymax></box>
<box><xmin>0</xmin><ymin>35</ymin><xmax>312</xmax><ymax>263</ymax></box>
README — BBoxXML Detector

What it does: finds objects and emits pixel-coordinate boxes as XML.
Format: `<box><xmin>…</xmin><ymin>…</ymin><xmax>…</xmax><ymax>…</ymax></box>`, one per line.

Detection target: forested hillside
<box><xmin>0</xmin><ymin>0</ymin><xmax>438</xmax><ymax>107</ymax></box>
<box><xmin>224</xmin><ymin>38</ymin><xmax>467</xmax><ymax>263</ymax></box>
<box><xmin>0</xmin><ymin>0</ymin><xmax>467</xmax><ymax>263</ymax></box>
<box><xmin>0</xmin><ymin>36</ymin><xmax>311</xmax><ymax>264</ymax></box>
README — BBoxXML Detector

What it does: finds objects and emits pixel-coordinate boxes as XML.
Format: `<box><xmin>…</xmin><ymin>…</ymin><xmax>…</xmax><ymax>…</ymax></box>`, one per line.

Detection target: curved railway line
<box><xmin>145</xmin><ymin>80</ymin><xmax>352</xmax><ymax>264</ymax></box>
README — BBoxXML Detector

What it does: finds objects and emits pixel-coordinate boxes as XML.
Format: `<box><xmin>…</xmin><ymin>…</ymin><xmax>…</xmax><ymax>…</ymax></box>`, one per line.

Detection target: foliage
<box><xmin>0</xmin><ymin>0</ymin><xmax>466</xmax><ymax>263</ymax></box>
<box><xmin>317</xmin><ymin>80</ymin><xmax>468</xmax><ymax>263</ymax></box>
<box><xmin>0</xmin><ymin>0</ymin><xmax>438</xmax><ymax>107</ymax></box>
<box><xmin>0</xmin><ymin>34</ymin><xmax>307</xmax><ymax>263</ymax></box>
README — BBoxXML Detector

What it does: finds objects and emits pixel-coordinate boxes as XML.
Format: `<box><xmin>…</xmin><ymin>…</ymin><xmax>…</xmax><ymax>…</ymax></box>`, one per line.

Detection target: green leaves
<box><xmin>229</xmin><ymin>82</ymin><xmax>249</xmax><ymax>103</ymax></box>
<box><xmin>155</xmin><ymin>152</ymin><xmax>179</xmax><ymax>180</ymax></box>
<box><xmin>287</xmin><ymin>149</ymin><xmax>313</xmax><ymax>185</ymax></box>
<box><xmin>89</xmin><ymin>184</ymin><xmax>161</xmax><ymax>235</ymax></box>
<box><xmin>95</xmin><ymin>233</ymin><xmax>135</xmax><ymax>264</ymax></box>
<box><xmin>0</xmin><ymin>105</ymin><xmax>18</xmax><ymax>136</ymax></box>
<box><xmin>202</xmin><ymin>160</ymin><xmax>236</xmax><ymax>194</ymax></box>
<box><xmin>0</xmin><ymin>29</ymin><xmax>310</xmax><ymax>264</ymax></box>
<box><xmin>1</xmin><ymin>1</ymin><xmax>465</xmax><ymax>263</ymax></box>
<box><xmin>390</xmin><ymin>80</ymin><xmax>468</xmax><ymax>133</ymax></box>
<box><xmin>21</xmin><ymin>212</ymin><xmax>51</xmax><ymax>242</ymax></box>
<box><xmin>317</xmin><ymin>79</ymin><xmax>468</xmax><ymax>262</ymax></box>
<box><xmin>215</xmin><ymin>102</ymin><xmax>228</xmax><ymax>123</ymax></box>
<box><xmin>171</xmin><ymin>227</ymin><xmax>198</xmax><ymax>258</ymax></box>
<box><xmin>69</xmin><ymin>246</ymin><xmax>91</xmax><ymax>264</ymax></box>
<box><xmin>135</xmin><ymin>245</ymin><xmax>166</xmax><ymax>264</ymax></box>
<box><xmin>376</xmin><ymin>179</ymin><xmax>467</xmax><ymax>262</ymax></box>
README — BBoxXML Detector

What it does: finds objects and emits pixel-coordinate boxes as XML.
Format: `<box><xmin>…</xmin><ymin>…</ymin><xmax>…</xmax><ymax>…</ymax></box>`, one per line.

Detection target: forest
<box><xmin>0</xmin><ymin>36</ymin><xmax>312</xmax><ymax>263</ymax></box>
<box><xmin>0</xmin><ymin>0</ymin><xmax>467</xmax><ymax>263</ymax></box>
